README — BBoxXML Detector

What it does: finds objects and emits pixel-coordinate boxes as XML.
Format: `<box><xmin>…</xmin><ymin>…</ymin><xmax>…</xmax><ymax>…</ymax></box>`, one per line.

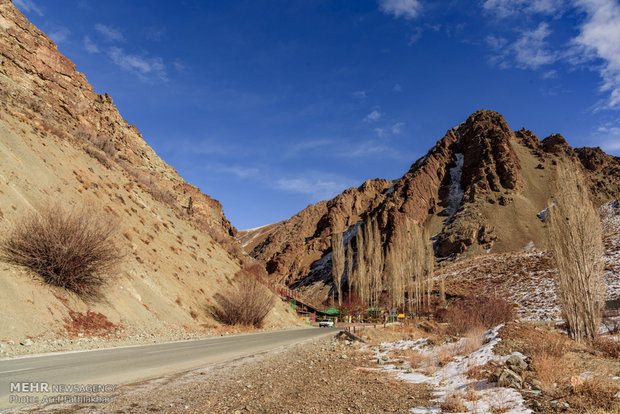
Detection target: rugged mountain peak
<box><xmin>456</xmin><ymin>110</ymin><xmax>523</xmax><ymax>202</ymax></box>
<box><xmin>240</xmin><ymin>109</ymin><xmax>620</xmax><ymax>304</ymax></box>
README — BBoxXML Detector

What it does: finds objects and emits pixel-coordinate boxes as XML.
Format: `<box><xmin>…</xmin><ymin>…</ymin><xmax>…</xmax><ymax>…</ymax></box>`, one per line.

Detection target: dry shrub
<box><xmin>212</xmin><ymin>271</ymin><xmax>275</xmax><ymax>328</ymax></box>
<box><xmin>466</xmin><ymin>363</ymin><xmax>487</xmax><ymax>380</ymax></box>
<box><xmin>407</xmin><ymin>350</ymin><xmax>427</xmax><ymax>368</ymax></box>
<box><xmin>590</xmin><ymin>336</ymin><xmax>620</xmax><ymax>359</ymax></box>
<box><xmin>439</xmin><ymin>294</ymin><xmax>515</xmax><ymax>334</ymax></box>
<box><xmin>0</xmin><ymin>204</ymin><xmax>122</xmax><ymax>298</ymax></box>
<box><xmin>440</xmin><ymin>391</ymin><xmax>467</xmax><ymax>413</ymax></box>
<box><xmin>570</xmin><ymin>375</ymin><xmax>620</xmax><ymax>413</ymax></box>
<box><xmin>64</xmin><ymin>310</ymin><xmax>117</xmax><ymax>337</ymax></box>
<box><xmin>461</xmin><ymin>328</ymin><xmax>486</xmax><ymax>355</ymax></box>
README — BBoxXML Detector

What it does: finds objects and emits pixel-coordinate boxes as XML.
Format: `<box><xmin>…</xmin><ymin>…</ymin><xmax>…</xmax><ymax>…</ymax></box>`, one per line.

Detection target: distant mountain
<box><xmin>239</xmin><ymin>109</ymin><xmax>620</xmax><ymax>303</ymax></box>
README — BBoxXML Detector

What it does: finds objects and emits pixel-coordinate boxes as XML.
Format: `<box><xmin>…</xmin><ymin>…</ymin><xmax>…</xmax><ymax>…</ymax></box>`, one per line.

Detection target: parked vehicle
<box><xmin>318</xmin><ymin>319</ymin><xmax>334</xmax><ymax>328</ymax></box>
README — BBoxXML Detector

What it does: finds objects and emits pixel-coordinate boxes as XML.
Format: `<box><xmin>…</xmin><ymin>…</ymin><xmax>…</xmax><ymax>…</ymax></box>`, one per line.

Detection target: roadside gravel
<box><xmin>30</xmin><ymin>334</ymin><xmax>433</xmax><ymax>413</ymax></box>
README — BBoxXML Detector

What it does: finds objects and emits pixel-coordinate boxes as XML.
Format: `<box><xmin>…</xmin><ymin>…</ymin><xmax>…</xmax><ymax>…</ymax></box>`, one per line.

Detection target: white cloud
<box><xmin>482</xmin><ymin>0</ymin><xmax>564</xmax><ymax>18</ymax></box>
<box><xmin>573</xmin><ymin>0</ymin><xmax>620</xmax><ymax>108</ymax></box>
<box><xmin>95</xmin><ymin>23</ymin><xmax>125</xmax><ymax>42</ymax></box>
<box><xmin>513</xmin><ymin>23</ymin><xmax>557</xmax><ymax>69</ymax></box>
<box><xmin>597</xmin><ymin>125</ymin><xmax>620</xmax><ymax>135</ymax></box>
<box><xmin>487</xmin><ymin>24</ymin><xmax>556</xmax><ymax>70</ymax></box>
<box><xmin>378</xmin><ymin>0</ymin><xmax>422</xmax><ymax>20</ymax></box>
<box><xmin>285</xmin><ymin>139</ymin><xmax>333</xmax><ymax>158</ymax></box>
<box><xmin>363</xmin><ymin>109</ymin><xmax>382</xmax><ymax>122</ymax></box>
<box><xmin>374</xmin><ymin>127</ymin><xmax>386</xmax><ymax>137</ymax></box>
<box><xmin>392</xmin><ymin>122</ymin><xmax>405</xmax><ymax>134</ymax></box>
<box><xmin>83</xmin><ymin>36</ymin><xmax>99</xmax><ymax>53</ymax></box>
<box><xmin>13</xmin><ymin>0</ymin><xmax>43</xmax><ymax>16</ymax></box>
<box><xmin>393</xmin><ymin>83</ymin><xmax>402</xmax><ymax>92</ymax></box>
<box><xmin>48</xmin><ymin>27</ymin><xmax>70</xmax><ymax>44</ymax></box>
<box><xmin>108</xmin><ymin>47</ymin><xmax>167</xmax><ymax>81</ymax></box>
<box><xmin>211</xmin><ymin>164</ymin><xmax>260</xmax><ymax>178</ymax></box>
<box><xmin>276</xmin><ymin>174</ymin><xmax>353</xmax><ymax>200</ymax></box>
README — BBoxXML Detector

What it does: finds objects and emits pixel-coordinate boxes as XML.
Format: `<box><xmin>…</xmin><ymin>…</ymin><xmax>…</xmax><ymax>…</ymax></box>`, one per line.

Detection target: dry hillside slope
<box><xmin>0</xmin><ymin>1</ymin><xmax>299</xmax><ymax>355</ymax></box>
<box><xmin>241</xmin><ymin>110</ymin><xmax>620</xmax><ymax>304</ymax></box>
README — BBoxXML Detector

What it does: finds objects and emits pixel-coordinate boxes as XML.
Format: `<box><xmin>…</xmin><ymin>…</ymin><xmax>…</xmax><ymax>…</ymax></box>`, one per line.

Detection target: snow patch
<box><xmin>445</xmin><ymin>153</ymin><xmax>464</xmax><ymax>221</ymax></box>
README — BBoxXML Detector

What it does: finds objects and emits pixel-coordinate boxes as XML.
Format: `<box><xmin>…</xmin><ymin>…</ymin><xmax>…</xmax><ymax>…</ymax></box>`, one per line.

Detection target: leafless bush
<box><xmin>438</xmin><ymin>294</ymin><xmax>515</xmax><ymax>334</ymax></box>
<box><xmin>548</xmin><ymin>167</ymin><xmax>605</xmax><ymax>341</ymax></box>
<box><xmin>212</xmin><ymin>270</ymin><xmax>275</xmax><ymax>328</ymax></box>
<box><xmin>0</xmin><ymin>204</ymin><xmax>122</xmax><ymax>298</ymax></box>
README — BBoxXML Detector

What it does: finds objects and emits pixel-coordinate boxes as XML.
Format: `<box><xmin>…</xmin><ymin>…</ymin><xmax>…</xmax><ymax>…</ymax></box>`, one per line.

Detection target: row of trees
<box><xmin>331</xmin><ymin>215</ymin><xmax>443</xmax><ymax>314</ymax></box>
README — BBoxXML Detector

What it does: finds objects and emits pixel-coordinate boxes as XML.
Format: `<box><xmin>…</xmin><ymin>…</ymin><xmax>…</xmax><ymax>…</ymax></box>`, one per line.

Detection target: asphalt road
<box><xmin>0</xmin><ymin>327</ymin><xmax>337</xmax><ymax>411</ymax></box>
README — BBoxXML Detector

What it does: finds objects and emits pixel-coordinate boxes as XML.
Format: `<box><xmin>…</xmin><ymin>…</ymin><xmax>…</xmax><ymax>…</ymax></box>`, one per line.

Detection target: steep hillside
<box><xmin>0</xmin><ymin>1</ymin><xmax>298</xmax><ymax>354</ymax></box>
<box><xmin>241</xmin><ymin>110</ymin><xmax>620</xmax><ymax>303</ymax></box>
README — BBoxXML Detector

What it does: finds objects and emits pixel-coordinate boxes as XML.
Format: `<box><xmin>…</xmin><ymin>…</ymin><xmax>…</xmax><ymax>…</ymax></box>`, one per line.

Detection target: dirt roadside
<box><xmin>16</xmin><ymin>333</ymin><xmax>432</xmax><ymax>414</ymax></box>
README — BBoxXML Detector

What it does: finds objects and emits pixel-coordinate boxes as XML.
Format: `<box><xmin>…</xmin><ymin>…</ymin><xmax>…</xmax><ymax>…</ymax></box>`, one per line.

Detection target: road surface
<box><xmin>0</xmin><ymin>327</ymin><xmax>337</xmax><ymax>410</ymax></box>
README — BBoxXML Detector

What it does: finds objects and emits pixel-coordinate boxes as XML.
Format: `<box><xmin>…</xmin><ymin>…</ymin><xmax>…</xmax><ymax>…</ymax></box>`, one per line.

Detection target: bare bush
<box><xmin>438</xmin><ymin>294</ymin><xmax>515</xmax><ymax>334</ymax></box>
<box><xmin>548</xmin><ymin>167</ymin><xmax>605</xmax><ymax>341</ymax></box>
<box><xmin>213</xmin><ymin>271</ymin><xmax>275</xmax><ymax>328</ymax></box>
<box><xmin>0</xmin><ymin>204</ymin><xmax>122</xmax><ymax>298</ymax></box>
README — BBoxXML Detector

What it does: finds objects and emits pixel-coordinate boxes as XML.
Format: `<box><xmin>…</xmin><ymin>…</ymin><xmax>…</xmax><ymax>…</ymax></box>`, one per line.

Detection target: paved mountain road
<box><xmin>0</xmin><ymin>327</ymin><xmax>337</xmax><ymax>410</ymax></box>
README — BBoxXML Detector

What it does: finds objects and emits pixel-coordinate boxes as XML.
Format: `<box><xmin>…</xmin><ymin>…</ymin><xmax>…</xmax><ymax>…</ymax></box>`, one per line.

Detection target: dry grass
<box><xmin>590</xmin><ymin>335</ymin><xmax>620</xmax><ymax>359</ymax></box>
<box><xmin>360</xmin><ymin>323</ymin><xmax>428</xmax><ymax>344</ymax></box>
<box><xmin>440</xmin><ymin>391</ymin><xmax>467</xmax><ymax>413</ymax></box>
<box><xmin>0</xmin><ymin>204</ymin><xmax>122</xmax><ymax>298</ymax></box>
<box><xmin>568</xmin><ymin>375</ymin><xmax>620</xmax><ymax>413</ymax></box>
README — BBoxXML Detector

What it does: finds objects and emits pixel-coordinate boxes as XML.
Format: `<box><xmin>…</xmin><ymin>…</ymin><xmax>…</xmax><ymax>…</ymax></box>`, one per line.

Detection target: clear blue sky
<box><xmin>14</xmin><ymin>0</ymin><xmax>620</xmax><ymax>229</ymax></box>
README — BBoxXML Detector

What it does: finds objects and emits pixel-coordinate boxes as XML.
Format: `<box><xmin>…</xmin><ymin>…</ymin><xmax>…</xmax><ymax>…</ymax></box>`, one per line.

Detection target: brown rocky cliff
<box><xmin>0</xmin><ymin>2</ymin><xmax>236</xmax><ymax>241</ymax></box>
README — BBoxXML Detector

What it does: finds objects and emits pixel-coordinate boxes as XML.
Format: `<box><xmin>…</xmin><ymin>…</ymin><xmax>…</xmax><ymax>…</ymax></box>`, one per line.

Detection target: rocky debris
<box><xmin>487</xmin><ymin>354</ymin><xmax>544</xmax><ymax>391</ymax></box>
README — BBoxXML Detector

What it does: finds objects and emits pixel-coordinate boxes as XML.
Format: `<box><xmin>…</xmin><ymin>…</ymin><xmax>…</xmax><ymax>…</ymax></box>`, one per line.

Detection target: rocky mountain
<box><xmin>0</xmin><ymin>1</ymin><xmax>297</xmax><ymax>351</ymax></box>
<box><xmin>239</xmin><ymin>110</ymin><xmax>620</xmax><ymax>303</ymax></box>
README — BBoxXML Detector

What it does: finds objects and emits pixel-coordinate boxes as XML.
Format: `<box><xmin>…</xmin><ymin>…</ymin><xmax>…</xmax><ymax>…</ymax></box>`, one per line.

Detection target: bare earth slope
<box><xmin>241</xmin><ymin>110</ymin><xmax>620</xmax><ymax>304</ymax></box>
<box><xmin>0</xmin><ymin>1</ymin><xmax>299</xmax><ymax>355</ymax></box>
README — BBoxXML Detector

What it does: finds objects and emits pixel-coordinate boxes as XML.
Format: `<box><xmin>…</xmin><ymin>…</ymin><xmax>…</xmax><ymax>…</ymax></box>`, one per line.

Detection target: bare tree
<box><xmin>331</xmin><ymin>232</ymin><xmax>345</xmax><ymax>306</ymax></box>
<box><xmin>548</xmin><ymin>166</ymin><xmax>605</xmax><ymax>341</ymax></box>
<box><xmin>346</xmin><ymin>239</ymin><xmax>354</xmax><ymax>300</ymax></box>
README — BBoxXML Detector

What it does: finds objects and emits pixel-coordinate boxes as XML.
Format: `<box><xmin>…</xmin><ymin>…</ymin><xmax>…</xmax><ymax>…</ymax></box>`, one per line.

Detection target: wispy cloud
<box><xmin>393</xmin><ymin>83</ymin><xmax>402</xmax><ymax>92</ymax></box>
<box><xmin>572</xmin><ymin>0</ymin><xmax>620</xmax><ymax>109</ymax></box>
<box><xmin>374</xmin><ymin>127</ymin><xmax>386</xmax><ymax>137</ymax></box>
<box><xmin>378</xmin><ymin>0</ymin><xmax>422</xmax><ymax>20</ymax></box>
<box><xmin>13</xmin><ymin>0</ymin><xmax>43</xmax><ymax>16</ymax></box>
<box><xmin>83</xmin><ymin>36</ymin><xmax>99</xmax><ymax>53</ymax></box>
<box><xmin>108</xmin><ymin>47</ymin><xmax>167</xmax><ymax>81</ymax></box>
<box><xmin>353</xmin><ymin>90</ymin><xmax>367</xmax><ymax>101</ymax></box>
<box><xmin>275</xmin><ymin>173</ymin><xmax>354</xmax><ymax>200</ymax></box>
<box><xmin>48</xmin><ymin>27</ymin><xmax>70</xmax><ymax>44</ymax></box>
<box><xmin>208</xmin><ymin>164</ymin><xmax>260</xmax><ymax>179</ymax></box>
<box><xmin>285</xmin><ymin>139</ymin><xmax>333</xmax><ymax>158</ymax></box>
<box><xmin>487</xmin><ymin>23</ymin><xmax>556</xmax><ymax>70</ymax></box>
<box><xmin>95</xmin><ymin>23</ymin><xmax>125</xmax><ymax>42</ymax></box>
<box><xmin>391</xmin><ymin>122</ymin><xmax>405</xmax><ymax>134</ymax></box>
<box><xmin>482</xmin><ymin>0</ymin><xmax>565</xmax><ymax>18</ymax></box>
<box><xmin>512</xmin><ymin>23</ymin><xmax>557</xmax><ymax>69</ymax></box>
<box><xmin>363</xmin><ymin>109</ymin><xmax>382</xmax><ymax>122</ymax></box>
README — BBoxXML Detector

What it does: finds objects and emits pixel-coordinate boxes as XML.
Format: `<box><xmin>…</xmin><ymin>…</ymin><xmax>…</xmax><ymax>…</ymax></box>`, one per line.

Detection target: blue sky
<box><xmin>13</xmin><ymin>0</ymin><xmax>620</xmax><ymax>229</ymax></box>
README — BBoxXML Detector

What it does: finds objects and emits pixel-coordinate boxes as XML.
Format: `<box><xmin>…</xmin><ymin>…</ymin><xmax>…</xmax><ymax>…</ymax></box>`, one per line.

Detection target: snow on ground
<box><xmin>444</xmin><ymin>153</ymin><xmax>464</xmax><ymax>221</ymax></box>
<box><xmin>368</xmin><ymin>326</ymin><xmax>532</xmax><ymax>413</ymax></box>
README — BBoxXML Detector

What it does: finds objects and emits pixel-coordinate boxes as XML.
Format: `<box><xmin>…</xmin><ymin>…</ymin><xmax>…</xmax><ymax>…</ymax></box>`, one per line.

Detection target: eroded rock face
<box><xmin>0</xmin><ymin>2</ymin><xmax>236</xmax><ymax>240</ymax></box>
<box><xmin>241</xmin><ymin>109</ymin><xmax>620</xmax><ymax>303</ymax></box>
